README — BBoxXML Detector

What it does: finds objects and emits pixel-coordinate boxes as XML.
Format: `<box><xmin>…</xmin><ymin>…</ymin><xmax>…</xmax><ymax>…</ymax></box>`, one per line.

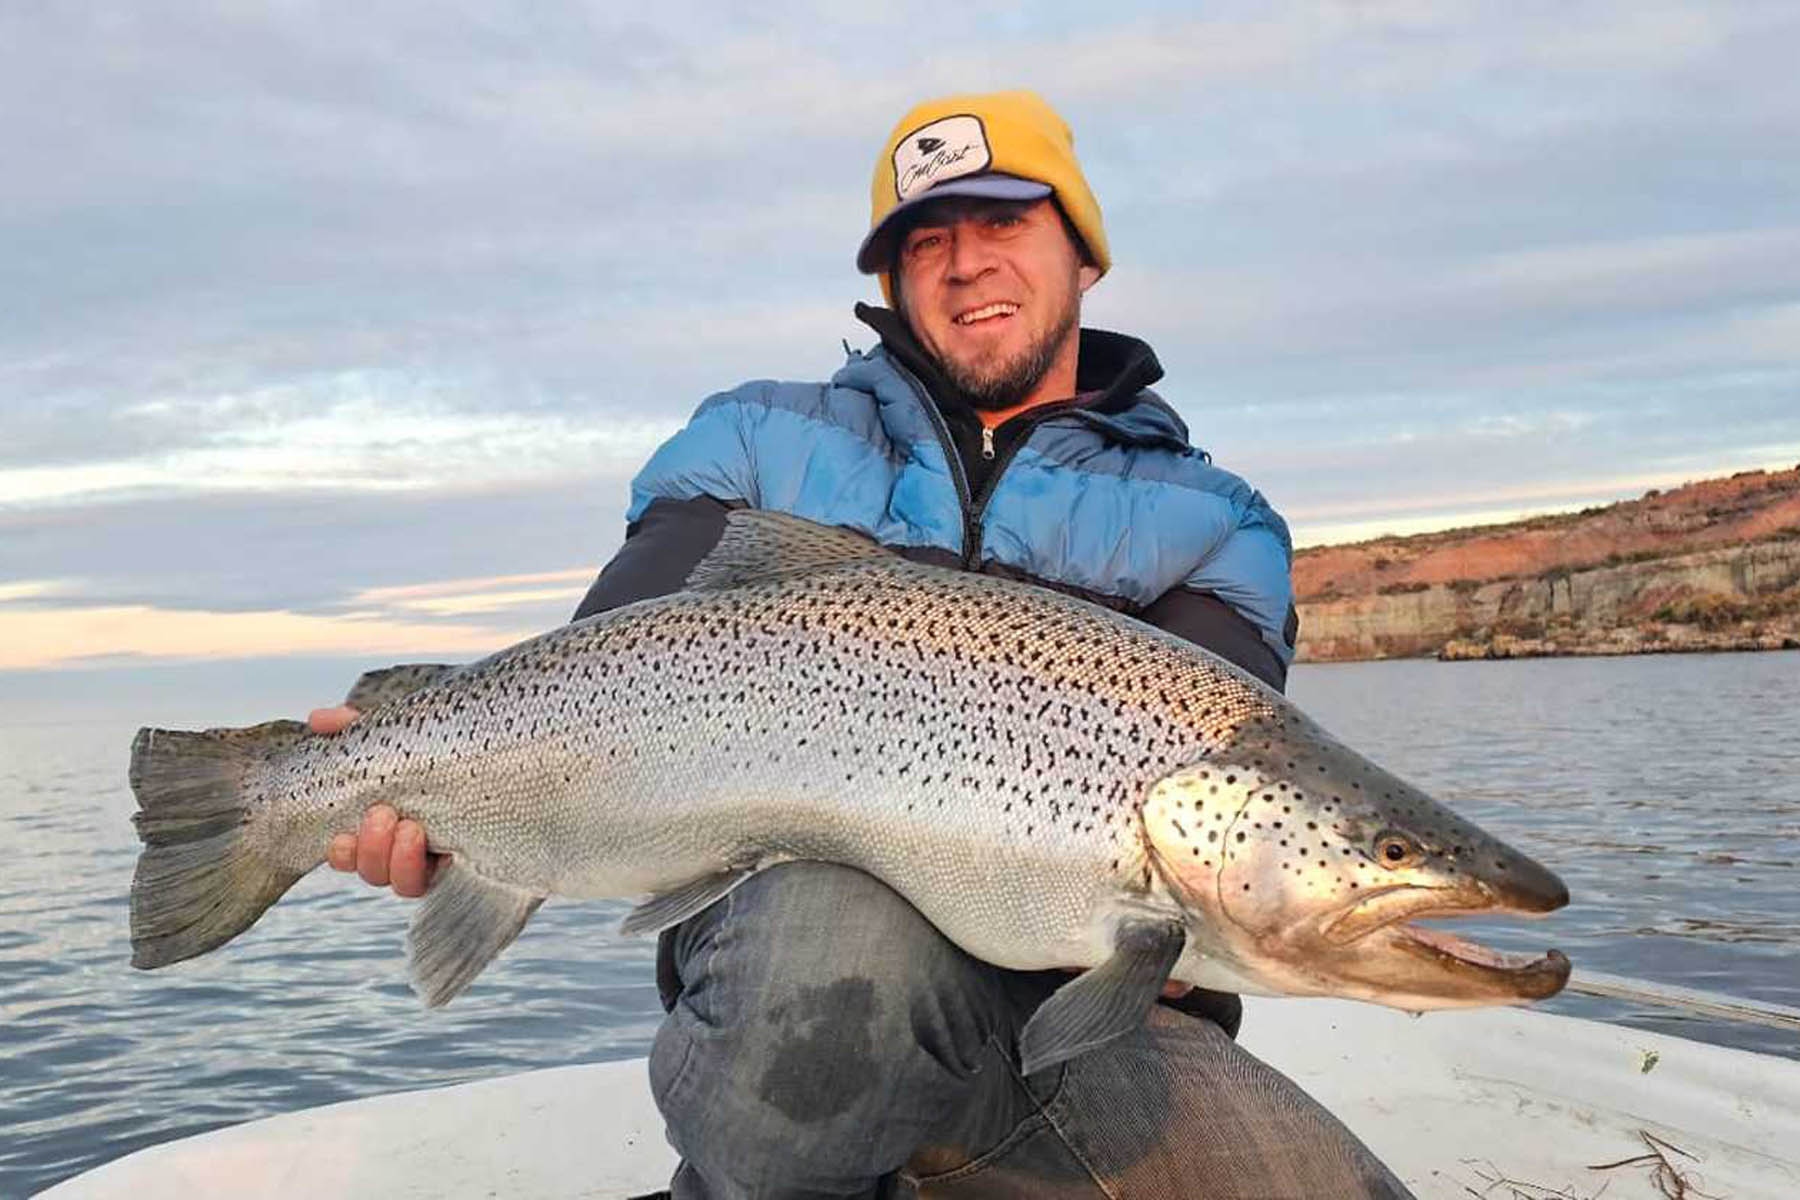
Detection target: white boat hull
<box><xmin>43</xmin><ymin>998</ymin><xmax>1800</xmax><ymax>1199</ymax></box>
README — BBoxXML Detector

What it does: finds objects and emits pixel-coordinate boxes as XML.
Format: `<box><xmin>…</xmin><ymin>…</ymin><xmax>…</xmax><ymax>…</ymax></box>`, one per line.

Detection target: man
<box><xmin>318</xmin><ymin>91</ymin><xmax>1409</xmax><ymax>1198</ymax></box>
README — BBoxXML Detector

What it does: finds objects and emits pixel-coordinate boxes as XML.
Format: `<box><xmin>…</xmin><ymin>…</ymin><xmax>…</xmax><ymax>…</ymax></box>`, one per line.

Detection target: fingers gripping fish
<box><xmin>128</xmin><ymin>511</ymin><xmax>1570</xmax><ymax>1075</ymax></box>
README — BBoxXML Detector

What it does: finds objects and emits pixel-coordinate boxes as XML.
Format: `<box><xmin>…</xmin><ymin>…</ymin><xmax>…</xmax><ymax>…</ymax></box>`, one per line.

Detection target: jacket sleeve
<box><xmin>1139</xmin><ymin>587</ymin><xmax>1294</xmax><ymax>693</ymax></box>
<box><xmin>1150</xmin><ymin>491</ymin><xmax>1299</xmax><ymax>693</ymax></box>
<box><xmin>571</xmin><ymin>496</ymin><xmax>736</xmax><ymax>621</ymax></box>
<box><xmin>571</xmin><ymin>390</ymin><xmax>766</xmax><ymax>621</ymax></box>
<box><xmin>623</xmin><ymin>389</ymin><xmax>764</xmax><ymax>524</ymax></box>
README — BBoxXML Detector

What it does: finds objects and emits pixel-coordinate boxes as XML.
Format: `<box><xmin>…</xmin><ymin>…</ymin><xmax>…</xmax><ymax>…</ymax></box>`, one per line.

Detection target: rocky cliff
<box><xmin>1293</xmin><ymin>467</ymin><xmax>1800</xmax><ymax>662</ymax></box>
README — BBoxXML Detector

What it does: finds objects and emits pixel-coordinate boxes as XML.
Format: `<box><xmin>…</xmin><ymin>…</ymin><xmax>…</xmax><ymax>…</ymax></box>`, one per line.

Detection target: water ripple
<box><xmin>3</xmin><ymin>653</ymin><xmax>1797</xmax><ymax>1194</ymax></box>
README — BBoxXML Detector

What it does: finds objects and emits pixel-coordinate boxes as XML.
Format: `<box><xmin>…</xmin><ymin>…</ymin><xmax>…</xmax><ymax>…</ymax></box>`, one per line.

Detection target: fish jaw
<box><xmin>1362</xmin><ymin>923</ymin><xmax>1571</xmax><ymax>1007</ymax></box>
<box><xmin>1288</xmin><ymin>880</ymin><xmax>1572</xmax><ymax>1008</ymax></box>
<box><xmin>1140</xmin><ymin>717</ymin><xmax>1572</xmax><ymax>1009</ymax></box>
<box><xmin>1168</xmin><ymin>898</ymin><xmax>1573</xmax><ymax>1010</ymax></box>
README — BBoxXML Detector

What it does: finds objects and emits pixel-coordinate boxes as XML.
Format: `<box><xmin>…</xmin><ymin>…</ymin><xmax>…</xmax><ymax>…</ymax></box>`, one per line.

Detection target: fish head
<box><xmin>1143</xmin><ymin>712</ymin><xmax>1570</xmax><ymax>1010</ymax></box>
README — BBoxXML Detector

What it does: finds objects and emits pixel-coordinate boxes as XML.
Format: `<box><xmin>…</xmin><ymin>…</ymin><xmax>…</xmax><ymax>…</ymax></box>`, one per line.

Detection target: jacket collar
<box><xmin>851</xmin><ymin>303</ymin><xmax>1194</xmax><ymax>453</ymax></box>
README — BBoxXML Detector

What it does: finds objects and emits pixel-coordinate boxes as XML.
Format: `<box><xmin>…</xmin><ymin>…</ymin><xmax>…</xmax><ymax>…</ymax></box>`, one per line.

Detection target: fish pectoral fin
<box><xmin>1017</xmin><ymin>918</ymin><xmax>1186</xmax><ymax>1077</ymax></box>
<box><xmin>343</xmin><ymin>663</ymin><xmax>462</xmax><ymax>712</ymax></box>
<box><xmin>406</xmin><ymin>858</ymin><xmax>543</xmax><ymax>1007</ymax></box>
<box><xmin>619</xmin><ymin>867</ymin><xmax>756</xmax><ymax>936</ymax></box>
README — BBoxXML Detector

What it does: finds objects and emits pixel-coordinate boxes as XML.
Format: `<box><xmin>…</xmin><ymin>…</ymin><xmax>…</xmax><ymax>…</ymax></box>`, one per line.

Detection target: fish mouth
<box><xmin>1318</xmin><ymin>888</ymin><xmax>1571</xmax><ymax>1003</ymax></box>
<box><xmin>1384</xmin><ymin>922</ymin><xmax>1571</xmax><ymax>1001</ymax></box>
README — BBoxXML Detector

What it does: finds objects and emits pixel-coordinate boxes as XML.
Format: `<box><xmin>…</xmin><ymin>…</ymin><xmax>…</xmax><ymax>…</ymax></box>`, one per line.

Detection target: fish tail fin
<box><xmin>128</xmin><ymin>721</ymin><xmax>311</xmax><ymax>969</ymax></box>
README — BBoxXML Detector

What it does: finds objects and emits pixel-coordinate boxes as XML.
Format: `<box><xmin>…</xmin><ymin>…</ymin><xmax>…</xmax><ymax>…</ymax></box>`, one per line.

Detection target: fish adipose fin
<box><xmin>619</xmin><ymin>867</ymin><xmax>757</xmax><ymax>936</ymax></box>
<box><xmin>407</xmin><ymin>858</ymin><xmax>544</xmax><ymax>1007</ymax></box>
<box><xmin>129</xmin><ymin>722</ymin><xmax>312</xmax><ymax>969</ymax></box>
<box><xmin>685</xmin><ymin>510</ymin><xmax>892</xmax><ymax>592</ymax></box>
<box><xmin>1017</xmin><ymin>918</ymin><xmax>1186</xmax><ymax>1076</ymax></box>
<box><xmin>343</xmin><ymin>663</ymin><xmax>462</xmax><ymax>712</ymax></box>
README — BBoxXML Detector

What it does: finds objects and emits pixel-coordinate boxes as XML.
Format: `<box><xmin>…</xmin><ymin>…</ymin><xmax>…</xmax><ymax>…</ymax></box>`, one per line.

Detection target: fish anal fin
<box><xmin>344</xmin><ymin>664</ymin><xmax>462</xmax><ymax>712</ymax></box>
<box><xmin>1017</xmin><ymin>918</ymin><xmax>1186</xmax><ymax>1076</ymax></box>
<box><xmin>407</xmin><ymin>858</ymin><xmax>543</xmax><ymax>1007</ymax></box>
<box><xmin>619</xmin><ymin>867</ymin><xmax>756</xmax><ymax>936</ymax></box>
<box><xmin>685</xmin><ymin>511</ymin><xmax>892</xmax><ymax>592</ymax></box>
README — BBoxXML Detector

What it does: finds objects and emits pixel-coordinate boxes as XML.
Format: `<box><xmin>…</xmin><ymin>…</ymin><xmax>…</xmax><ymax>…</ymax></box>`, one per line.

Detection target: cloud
<box><xmin>355</xmin><ymin>567</ymin><xmax>595</xmax><ymax>604</ymax></box>
<box><xmin>0</xmin><ymin>380</ymin><xmax>678</xmax><ymax>506</ymax></box>
<box><xmin>0</xmin><ymin>540</ymin><xmax>602</xmax><ymax>671</ymax></box>
<box><xmin>354</xmin><ymin>568</ymin><xmax>592</xmax><ymax>618</ymax></box>
<box><xmin>0</xmin><ymin>579</ymin><xmax>62</xmax><ymax>603</ymax></box>
<box><xmin>0</xmin><ymin>477</ymin><xmax>632</xmax><ymax>620</ymax></box>
<box><xmin>0</xmin><ymin>602</ymin><xmax>529</xmax><ymax>671</ymax></box>
<box><xmin>2</xmin><ymin>0</ymin><xmax>1797</xmax><ymax>666</ymax></box>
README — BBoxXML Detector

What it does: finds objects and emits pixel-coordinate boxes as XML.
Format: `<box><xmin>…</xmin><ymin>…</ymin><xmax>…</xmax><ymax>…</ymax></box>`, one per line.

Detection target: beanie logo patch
<box><xmin>893</xmin><ymin>115</ymin><xmax>991</xmax><ymax>202</ymax></box>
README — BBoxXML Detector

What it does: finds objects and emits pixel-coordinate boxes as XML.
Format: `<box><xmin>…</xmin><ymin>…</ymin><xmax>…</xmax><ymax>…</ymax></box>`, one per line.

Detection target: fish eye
<box><xmin>1373</xmin><ymin>830</ymin><xmax>1422</xmax><ymax>868</ymax></box>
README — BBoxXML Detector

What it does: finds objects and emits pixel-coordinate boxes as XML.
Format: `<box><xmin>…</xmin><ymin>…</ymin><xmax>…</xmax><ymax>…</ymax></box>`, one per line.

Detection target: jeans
<box><xmin>649</xmin><ymin>862</ymin><xmax>1413</xmax><ymax>1199</ymax></box>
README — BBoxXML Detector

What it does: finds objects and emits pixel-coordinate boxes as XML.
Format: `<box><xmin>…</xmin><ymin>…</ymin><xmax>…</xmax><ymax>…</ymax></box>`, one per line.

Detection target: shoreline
<box><xmin>1291</xmin><ymin>626</ymin><xmax>1800</xmax><ymax>664</ymax></box>
<box><xmin>1436</xmin><ymin>629</ymin><xmax>1800</xmax><ymax>661</ymax></box>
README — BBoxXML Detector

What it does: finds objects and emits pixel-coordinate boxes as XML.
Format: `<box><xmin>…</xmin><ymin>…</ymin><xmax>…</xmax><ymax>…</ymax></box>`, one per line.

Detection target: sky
<box><xmin>3</xmin><ymin>0</ymin><xmax>1798</xmax><ymax>676</ymax></box>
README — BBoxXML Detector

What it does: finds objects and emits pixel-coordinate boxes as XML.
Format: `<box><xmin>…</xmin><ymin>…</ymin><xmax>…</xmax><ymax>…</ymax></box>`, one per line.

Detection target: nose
<box><xmin>945</xmin><ymin>220</ymin><xmax>998</xmax><ymax>283</ymax></box>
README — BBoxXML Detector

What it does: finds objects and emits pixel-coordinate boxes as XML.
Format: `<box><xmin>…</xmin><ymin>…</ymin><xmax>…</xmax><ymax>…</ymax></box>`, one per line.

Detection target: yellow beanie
<box><xmin>857</xmin><ymin>90</ymin><xmax>1110</xmax><ymax>305</ymax></box>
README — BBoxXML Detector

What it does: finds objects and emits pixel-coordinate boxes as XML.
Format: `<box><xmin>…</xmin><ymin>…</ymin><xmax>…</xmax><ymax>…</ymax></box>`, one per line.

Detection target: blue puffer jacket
<box><xmin>625</xmin><ymin>325</ymin><xmax>1295</xmax><ymax>671</ymax></box>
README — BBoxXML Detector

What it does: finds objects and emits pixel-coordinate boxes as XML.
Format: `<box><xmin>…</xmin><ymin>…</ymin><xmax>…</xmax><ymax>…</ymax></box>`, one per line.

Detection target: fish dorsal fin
<box><xmin>343</xmin><ymin>663</ymin><xmax>462</xmax><ymax>711</ymax></box>
<box><xmin>685</xmin><ymin>510</ymin><xmax>893</xmax><ymax>592</ymax></box>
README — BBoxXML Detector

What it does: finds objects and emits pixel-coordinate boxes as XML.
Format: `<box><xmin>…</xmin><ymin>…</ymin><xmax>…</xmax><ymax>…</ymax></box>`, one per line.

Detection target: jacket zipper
<box><xmin>890</xmin><ymin>360</ymin><xmax>981</xmax><ymax>566</ymax></box>
<box><xmin>891</xmin><ymin>359</ymin><xmax>1082</xmax><ymax>570</ymax></box>
<box><xmin>965</xmin><ymin>407</ymin><xmax>1069</xmax><ymax>562</ymax></box>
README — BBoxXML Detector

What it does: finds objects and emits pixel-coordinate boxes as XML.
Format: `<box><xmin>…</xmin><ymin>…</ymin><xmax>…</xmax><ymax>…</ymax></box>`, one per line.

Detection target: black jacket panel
<box><xmin>571</xmin><ymin>495</ymin><xmax>736</xmax><ymax>622</ymax></box>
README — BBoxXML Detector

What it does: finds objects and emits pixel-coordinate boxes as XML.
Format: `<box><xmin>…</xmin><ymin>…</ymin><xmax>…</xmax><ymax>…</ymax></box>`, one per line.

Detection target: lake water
<box><xmin>2</xmin><ymin>652</ymin><xmax>1796</xmax><ymax>1195</ymax></box>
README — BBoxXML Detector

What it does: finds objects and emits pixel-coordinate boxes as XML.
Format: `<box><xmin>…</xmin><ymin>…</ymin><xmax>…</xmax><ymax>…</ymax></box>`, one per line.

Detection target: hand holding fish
<box><xmin>309</xmin><ymin>705</ymin><xmax>436</xmax><ymax>898</ymax></box>
<box><xmin>306</xmin><ymin>704</ymin><xmax>360</xmax><ymax>736</ymax></box>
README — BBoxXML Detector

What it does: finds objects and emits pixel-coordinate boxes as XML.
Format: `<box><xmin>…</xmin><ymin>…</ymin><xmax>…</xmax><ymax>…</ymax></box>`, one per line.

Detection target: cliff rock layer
<box><xmin>1294</xmin><ymin>467</ymin><xmax>1800</xmax><ymax>662</ymax></box>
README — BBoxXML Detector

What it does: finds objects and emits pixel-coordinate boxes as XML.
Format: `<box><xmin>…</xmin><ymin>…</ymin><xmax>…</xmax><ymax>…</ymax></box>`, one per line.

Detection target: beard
<box><xmin>933</xmin><ymin>292</ymin><xmax>1080</xmax><ymax>412</ymax></box>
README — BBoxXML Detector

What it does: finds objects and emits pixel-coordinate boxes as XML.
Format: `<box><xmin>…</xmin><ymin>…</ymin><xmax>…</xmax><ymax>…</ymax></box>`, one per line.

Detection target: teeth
<box><xmin>955</xmin><ymin>303</ymin><xmax>1018</xmax><ymax>325</ymax></box>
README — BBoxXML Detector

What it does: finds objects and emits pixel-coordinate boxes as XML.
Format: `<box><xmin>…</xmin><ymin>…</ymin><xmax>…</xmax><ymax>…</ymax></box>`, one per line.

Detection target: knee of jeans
<box><xmin>658</xmin><ymin>863</ymin><xmax>1004</xmax><ymax>1128</ymax></box>
<box><xmin>653</xmin><ymin>984</ymin><xmax>997</xmax><ymax>1198</ymax></box>
<box><xmin>650</xmin><ymin>972</ymin><xmax>942</xmax><ymax>1194</ymax></box>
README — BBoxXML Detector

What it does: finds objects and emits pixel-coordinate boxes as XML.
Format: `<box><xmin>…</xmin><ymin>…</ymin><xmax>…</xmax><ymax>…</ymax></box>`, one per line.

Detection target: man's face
<box><xmin>894</xmin><ymin>196</ymin><xmax>1100</xmax><ymax>410</ymax></box>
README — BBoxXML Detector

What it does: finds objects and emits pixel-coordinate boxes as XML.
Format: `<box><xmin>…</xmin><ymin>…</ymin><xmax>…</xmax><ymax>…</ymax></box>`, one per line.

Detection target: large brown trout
<box><xmin>129</xmin><ymin>511</ymin><xmax>1569</xmax><ymax>1072</ymax></box>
